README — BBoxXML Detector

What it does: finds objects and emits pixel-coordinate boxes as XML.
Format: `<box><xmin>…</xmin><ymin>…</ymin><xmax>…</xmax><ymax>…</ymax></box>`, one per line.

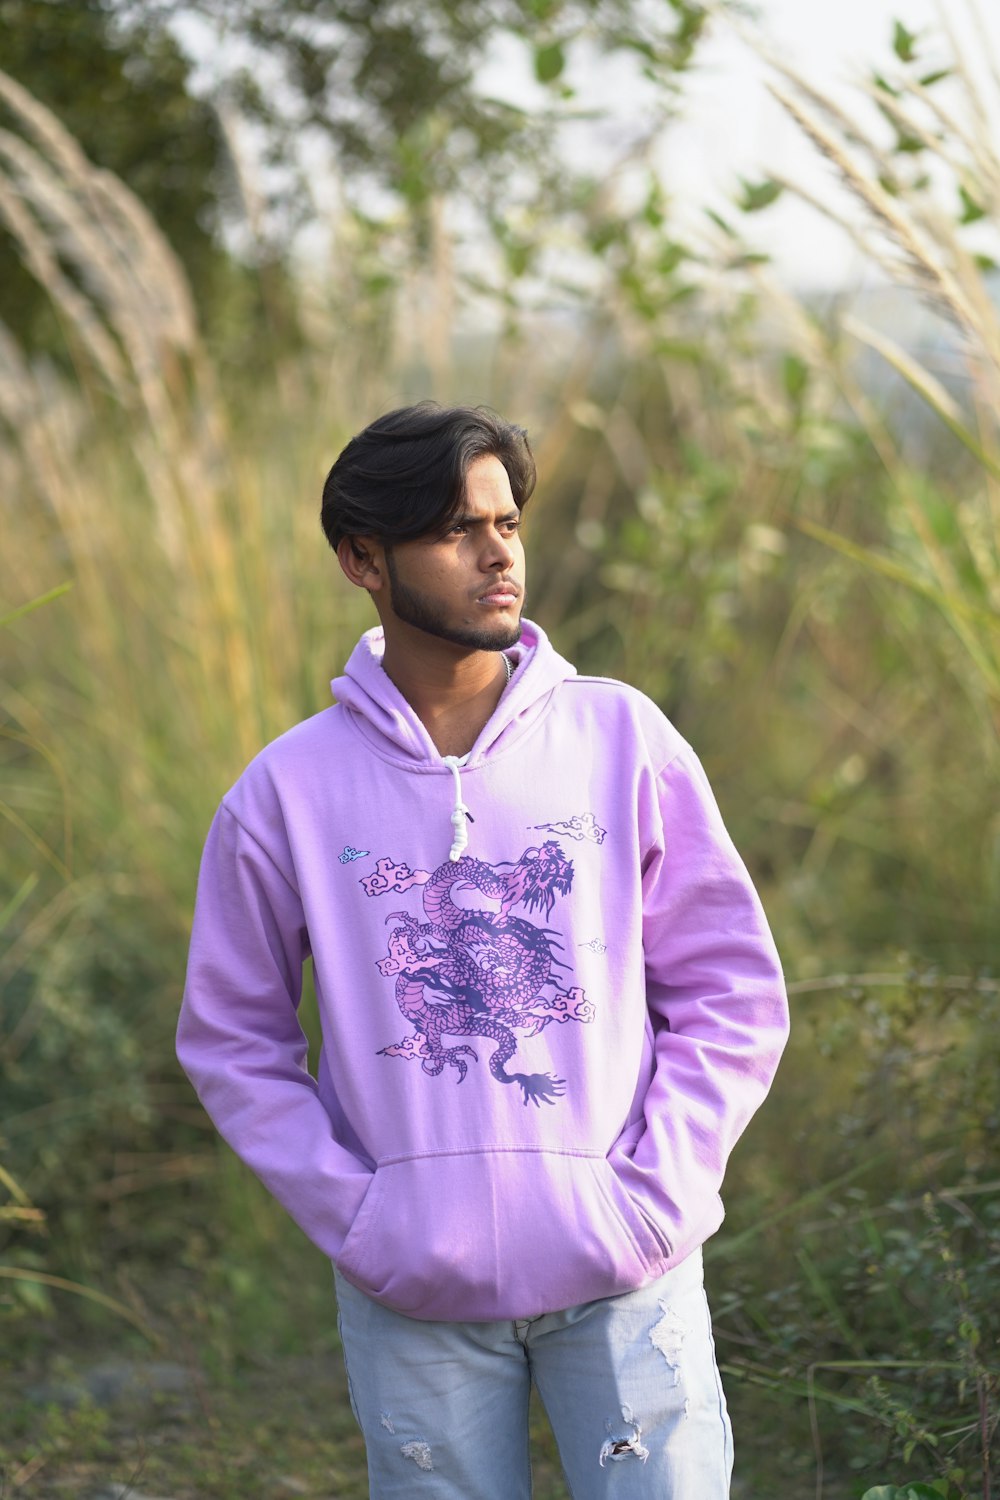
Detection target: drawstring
<box><xmin>441</xmin><ymin>755</ymin><xmax>470</xmax><ymax>862</ymax></box>
<box><xmin>439</xmin><ymin>656</ymin><xmax>512</xmax><ymax>861</ymax></box>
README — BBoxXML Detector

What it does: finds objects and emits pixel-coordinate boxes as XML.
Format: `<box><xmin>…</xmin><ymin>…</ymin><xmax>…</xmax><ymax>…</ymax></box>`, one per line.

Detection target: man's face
<box><xmin>381</xmin><ymin>454</ymin><xmax>526</xmax><ymax>652</ymax></box>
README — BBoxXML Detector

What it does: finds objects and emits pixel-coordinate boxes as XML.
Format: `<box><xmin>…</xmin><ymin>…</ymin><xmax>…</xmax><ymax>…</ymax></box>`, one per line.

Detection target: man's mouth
<box><xmin>477</xmin><ymin>585</ymin><xmax>520</xmax><ymax>606</ymax></box>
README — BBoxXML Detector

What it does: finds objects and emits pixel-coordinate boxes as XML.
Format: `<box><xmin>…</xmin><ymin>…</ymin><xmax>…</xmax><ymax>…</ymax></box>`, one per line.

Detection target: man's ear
<box><xmin>336</xmin><ymin>535</ymin><xmax>385</xmax><ymax>593</ymax></box>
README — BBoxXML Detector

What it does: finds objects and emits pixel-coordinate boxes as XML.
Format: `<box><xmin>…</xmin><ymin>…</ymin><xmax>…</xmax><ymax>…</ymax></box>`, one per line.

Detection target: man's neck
<box><xmin>381</xmin><ymin>634</ymin><xmax>511</xmax><ymax>759</ymax></box>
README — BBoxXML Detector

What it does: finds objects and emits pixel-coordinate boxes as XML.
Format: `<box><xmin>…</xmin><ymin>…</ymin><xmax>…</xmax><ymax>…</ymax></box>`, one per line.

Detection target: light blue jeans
<box><xmin>333</xmin><ymin>1248</ymin><xmax>732</xmax><ymax>1498</ymax></box>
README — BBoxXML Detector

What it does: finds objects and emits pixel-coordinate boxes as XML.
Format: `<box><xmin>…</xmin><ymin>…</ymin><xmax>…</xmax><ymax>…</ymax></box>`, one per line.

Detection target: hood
<box><xmin>330</xmin><ymin>618</ymin><xmax>576</xmax><ymax>769</ymax></box>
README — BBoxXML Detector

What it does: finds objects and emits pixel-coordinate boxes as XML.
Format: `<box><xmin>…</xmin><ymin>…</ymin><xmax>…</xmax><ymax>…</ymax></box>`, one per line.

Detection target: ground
<box><xmin>1</xmin><ymin>1348</ymin><xmax>574</xmax><ymax>1499</ymax></box>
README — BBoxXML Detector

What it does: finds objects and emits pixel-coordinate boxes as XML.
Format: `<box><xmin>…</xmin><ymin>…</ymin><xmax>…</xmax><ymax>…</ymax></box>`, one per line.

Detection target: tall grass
<box><xmin>0</xmin><ymin>70</ymin><xmax>370</xmax><ymax>1332</ymax></box>
<box><xmin>712</xmin><ymin>4</ymin><xmax>1000</xmax><ymax>744</ymax></box>
<box><xmin>688</xmin><ymin>11</ymin><xmax>1000</xmax><ymax>1492</ymax></box>
<box><xmin>0</xmin><ymin>45</ymin><xmax>997</xmax><ymax>1498</ymax></box>
<box><xmin>0</xmin><ymin>65</ymin><xmax>374</xmax><ymax>907</ymax></box>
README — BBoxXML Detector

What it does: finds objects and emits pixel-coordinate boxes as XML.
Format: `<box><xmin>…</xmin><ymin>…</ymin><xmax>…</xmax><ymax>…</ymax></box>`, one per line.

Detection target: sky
<box><xmin>475</xmin><ymin>0</ymin><xmax>1000</xmax><ymax>287</ymax></box>
<box><xmin>654</xmin><ymin>0</ymin><xmax>1000</xmax><ymax>285</ymax></box>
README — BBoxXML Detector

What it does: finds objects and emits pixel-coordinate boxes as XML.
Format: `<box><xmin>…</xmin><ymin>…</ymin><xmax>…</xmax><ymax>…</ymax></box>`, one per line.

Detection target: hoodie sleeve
<box><xmin>176</xmin><ymin>802</ymin><xmax>373</xmax><ymax>1259</ymax></box>
<box><xmin>614</xmin><ymin>745</ymin><xmax>789</xmax><ymax>1262</ymax></box>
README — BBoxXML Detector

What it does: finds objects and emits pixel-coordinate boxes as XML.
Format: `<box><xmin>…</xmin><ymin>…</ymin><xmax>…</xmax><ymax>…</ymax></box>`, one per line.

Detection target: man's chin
<box><xmin>429</xmin><ymin>608</ymin><xmax>523</xmax><ymax>653</ymax></box>
<box><xmin>448</xmin><ymin>623</ymin><xmax>522</xmax><ymax>653</ymax></box>
<box><xmin>479</xmin><ymin>615</ymin><xmax>523</xmax><ymax>651</ymax></box>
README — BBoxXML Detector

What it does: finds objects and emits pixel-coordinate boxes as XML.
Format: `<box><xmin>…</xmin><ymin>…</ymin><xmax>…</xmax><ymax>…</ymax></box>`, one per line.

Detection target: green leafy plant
<box><xmin>861</xmin><ymin>1484</ymin><xmax>954</xmax><ymax>1500</ymax></box>
<box><xmin>721</xmin><ymin>7</ymin><xmax>1000</xmax><ymax>743</ymax></box>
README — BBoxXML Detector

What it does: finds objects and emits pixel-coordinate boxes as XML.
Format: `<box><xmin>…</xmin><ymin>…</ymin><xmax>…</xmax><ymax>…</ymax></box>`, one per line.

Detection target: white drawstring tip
<box><xmin>443</xmin><ymin>754</ymin><xmax>470</xmax><ymax>862</ymax></box>
<box><xmin>449</xmin><ymin>806</ymin><xmax>469</xmax><ymax>861</ymax></box>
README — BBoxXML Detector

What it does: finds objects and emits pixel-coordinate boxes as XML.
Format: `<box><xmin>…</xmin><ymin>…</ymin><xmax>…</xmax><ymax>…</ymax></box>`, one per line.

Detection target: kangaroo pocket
<box><xmin>334</xmin><ymin>1148</ymin><xmax>670</xmax><ymax>1321</ymax></box>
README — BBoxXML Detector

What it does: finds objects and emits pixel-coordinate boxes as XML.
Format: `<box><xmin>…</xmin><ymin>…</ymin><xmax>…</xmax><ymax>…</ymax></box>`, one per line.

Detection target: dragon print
<box><xmin>361</xmin><ymin>843</ymin><xmax>595</xmax><ymax>1106</ymax></box>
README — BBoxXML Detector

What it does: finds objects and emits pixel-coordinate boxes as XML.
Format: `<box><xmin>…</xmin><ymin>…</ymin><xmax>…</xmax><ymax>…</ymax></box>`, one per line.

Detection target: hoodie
<box><xmin>177</xmin><ymin>620</ymin><xmax>789</xmax><ymax>1321</ymax></box>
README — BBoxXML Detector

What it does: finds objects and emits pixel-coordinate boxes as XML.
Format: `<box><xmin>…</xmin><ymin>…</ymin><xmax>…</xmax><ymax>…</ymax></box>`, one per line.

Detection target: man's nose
<box><xmin>482</xmin><ymin>530</ymin><xmax>515</xmax><ymax>569</ymax></box>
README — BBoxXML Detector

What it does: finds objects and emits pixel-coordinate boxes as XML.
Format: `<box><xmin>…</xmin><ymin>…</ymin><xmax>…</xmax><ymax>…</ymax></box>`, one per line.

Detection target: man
<box><xmin>177</xmin><ymin>402</ymin><xmax>789</xmax><ymax>1498</ymax></box>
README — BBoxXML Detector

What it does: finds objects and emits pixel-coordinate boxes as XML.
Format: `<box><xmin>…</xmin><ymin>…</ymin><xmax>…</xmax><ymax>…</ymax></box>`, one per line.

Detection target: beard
<box><xmin>385</xmin><ymin>551</ymin><xmax>523</xmax><ymax>652</ymax></box>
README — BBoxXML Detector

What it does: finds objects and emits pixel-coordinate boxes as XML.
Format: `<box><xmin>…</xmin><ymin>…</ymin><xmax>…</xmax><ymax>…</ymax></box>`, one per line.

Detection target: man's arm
<box><xmin>613</xmin><ymin>746</ymin><xmax>790</xmax><ymax>1262</ymax></box>
<box><xmin>176</xmin><ymin>803</ymin><xmax>372</xmax><ymax>1258</ymax></box>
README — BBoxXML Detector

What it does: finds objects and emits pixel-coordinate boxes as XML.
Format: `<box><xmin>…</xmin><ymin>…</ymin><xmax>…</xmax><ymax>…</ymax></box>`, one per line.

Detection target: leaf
<box><xmin>959</xmin><ymin>185</ymin><xmax>985</xmax><ymax>224</ymax></box>
<box><xmin>0</xmin><ymin>871</ymin><xmax>38</xmax><ymax>932</ymax></box>
<box><xmin>704</xmin><ymin>207</ymin><xmax>738</xmax><ymax>240</ymax></box>
<box><xmin>533</xmin><ymin>42</ymin><xmax>566</xmax><ymax>83</ymax></box>
<box><xmin>918</xmin><ymin>68</ymin><xmax>951</xmax><ymax>86</ymax></box>
<box><xmin>505</xmin><ymin>241</ymin><xmax>531</xmax><ymax>278</ymax></box>
<box><xmin>958</xmin><ymin>1318</ymin><xmax>980</xmax><ymax>1347</ymax></box>
<box><xmin>653</xmin><ymin>338</ymin><xmax>705</xmax><ymax>363</ymax></box>
<box><xmin>620</xmin><ymin>35</ymin><xmax>657</xmax><ymax>64</ymax></box>
<box><xmin>738</xmin><ymin>177</ymin><xmax>783</xmax><ymax>213</ymax></box>
<box><xmin>588</xmin><ymin>220</ymin><xmax>624</xmax><ymax>253</ymax></box>
<box><xmin>663</xmin><ymin>282</ymin><xmax>698</xmax><ymax>307</ymax></box>
<box><xmin>643</xmin><ymin>186</ymin><xmax>666</xmax><ymax>228</ymax></box>
<box><xmin>863</xmin><ymin>1488</ymin><xmax>953</xmax><ymax>1500</ymax></box>
<box><xmin>0</xmin><ymin>581</ymin><xmax>73</xmax><ymax>630</ymax></box>
<box><xmin>893</xmin><ymin>20</ymin><xmax>918</xmax><ymax>62</ymax></box>
<box><xmin>657</xmin><ymin>242</ymin><xmax>687</xmax><ymax>275</ymax></box>
<box><xmin>783</xmin><ymin>354</ymin><xmax>809</xmax><ymax>404</ymax></box>
<box><xmin>893</xmin><ymin>130</ymin><xmax>924</xmax><ymax>154</ymax></box>
<box><xmin>12</xmin><ymin>1276</ymin><xmax>54</xmax><ymax>1316</ymax></box>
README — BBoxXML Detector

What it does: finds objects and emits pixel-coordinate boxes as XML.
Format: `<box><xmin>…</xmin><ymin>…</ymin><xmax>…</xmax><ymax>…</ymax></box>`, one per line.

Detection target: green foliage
<box><xmin>729</xmin><ymin>10</ymin><xmax>1000</xmax><ymax>743</ymax></box>
<box><xmin>106</xmin><ymin>0</ymin><xmax>713</xmax><ymax>290</ymax></box>
<box><xmin>1</xmin><ymin>16</ymin><xmax>999</xmax><ymax>1499</ymax></box>
<box><xmin>534</xmin><ymin>40</ymin><xmax>567</xmax><ymax>82</ymax></box>
<box><xmin>738</xmin><ymin>177</ymin><xmax>783</xmax><ymax>213</ymax></box>
<box><xmin>958</xmin><ymin>186</ymin><xmax>986</xmax><ymax>226</ymax></box>
<box><xmin>862</xmin><ymin>1487</ymin><xmax>954</xmax><ymax>1499</ymax></box>
<box><xmin>0</xmin><ymin>1392</ymin><xmax>114</xmax><ymax>1478</ymax></box>
<box><xmin>715</xmin><ymin>970</ymin><xmax>1000</xmax><ymax>1498</ymax></box>
<box><xmin>892</xmin><ymin>20</ymin><xmax>919</xmax><ymax>63</ymax></box>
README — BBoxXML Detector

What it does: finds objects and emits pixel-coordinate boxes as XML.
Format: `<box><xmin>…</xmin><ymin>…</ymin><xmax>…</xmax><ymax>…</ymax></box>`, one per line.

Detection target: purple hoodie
<box><xmin>177</xmin><ymin>620</ymin><xmax>788</xmax><ymax>1321</ymax></box>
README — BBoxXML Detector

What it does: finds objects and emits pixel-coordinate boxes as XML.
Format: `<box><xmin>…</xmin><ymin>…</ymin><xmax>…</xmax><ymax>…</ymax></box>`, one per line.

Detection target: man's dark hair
<box><xmin>321</xmin><ymin>402</ymin><xmax>536</xmax><ymax>553</ymax></box>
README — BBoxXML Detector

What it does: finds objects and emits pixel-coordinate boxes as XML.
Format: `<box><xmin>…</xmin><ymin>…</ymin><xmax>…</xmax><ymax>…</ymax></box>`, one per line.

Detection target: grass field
<box><xmin>2</xmin><ymin>42</ymin><xmax>998</xmax><ymax>1499</ymax></box>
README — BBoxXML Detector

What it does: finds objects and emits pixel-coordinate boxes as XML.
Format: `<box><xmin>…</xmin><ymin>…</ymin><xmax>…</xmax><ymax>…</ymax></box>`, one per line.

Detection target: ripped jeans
<box><xmin>333</xmin><ymin>1248</ymin><xmax>732</xmax><ymax>1499</ymax></box>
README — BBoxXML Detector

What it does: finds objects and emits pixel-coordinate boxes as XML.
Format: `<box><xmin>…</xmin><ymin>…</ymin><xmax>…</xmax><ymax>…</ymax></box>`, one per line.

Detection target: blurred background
<box><xmin>1</xmin><ymin>2</ymin><xmax>998</xmax><ymax>1496</ymax></box>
